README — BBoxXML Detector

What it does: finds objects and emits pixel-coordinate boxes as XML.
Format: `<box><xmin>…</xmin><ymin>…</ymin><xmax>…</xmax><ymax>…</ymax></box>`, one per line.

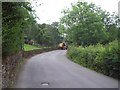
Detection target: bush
<box><xmin>101</xmin><ymin>40</ymin><xmax>119</xmax><ymax>78</ymax></box>
<box><xmin>67</xmin><ymin>40</ymin><xmax>119</xmax><ymax>79</ymax></box>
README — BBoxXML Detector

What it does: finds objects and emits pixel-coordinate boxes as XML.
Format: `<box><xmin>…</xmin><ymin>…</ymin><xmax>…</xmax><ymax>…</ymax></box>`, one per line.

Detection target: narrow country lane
<box><xmin>15</xmin><ymin>50</ymin><xmax>118</xmax><ymax>88</ymax></box>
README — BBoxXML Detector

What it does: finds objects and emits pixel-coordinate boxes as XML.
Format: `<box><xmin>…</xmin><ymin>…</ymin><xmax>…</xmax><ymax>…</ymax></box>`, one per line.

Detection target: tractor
<box><xmin>58</xmin><ymin>42</ymin><xmax>68</xmax><ymax>50</ymax></box>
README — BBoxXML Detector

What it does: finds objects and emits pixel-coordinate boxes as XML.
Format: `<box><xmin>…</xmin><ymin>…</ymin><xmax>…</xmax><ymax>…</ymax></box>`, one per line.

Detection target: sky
<box><xmin>31</xmin><ymin>0</ymin><xmax>120</xmax><ymax>24</ymax></box>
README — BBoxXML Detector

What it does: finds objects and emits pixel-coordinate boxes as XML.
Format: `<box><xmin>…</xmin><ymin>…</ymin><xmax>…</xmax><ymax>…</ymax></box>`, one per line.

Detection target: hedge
<box><xmin>67</xmin><ymin>40</ymin><xmax>119</xmax><ymax>79</ymax></box>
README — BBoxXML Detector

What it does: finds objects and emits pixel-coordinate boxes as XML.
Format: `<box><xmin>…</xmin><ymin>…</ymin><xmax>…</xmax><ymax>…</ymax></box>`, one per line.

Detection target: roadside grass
<box><xmin>24</xmin><ymin>44</ymin><xmax>41</xmax><ymax>51</ymax></box>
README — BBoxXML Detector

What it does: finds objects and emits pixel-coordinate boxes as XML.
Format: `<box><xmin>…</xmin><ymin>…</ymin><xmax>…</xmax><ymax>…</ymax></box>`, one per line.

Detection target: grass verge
<box><xmin>24</xmin><ymin>44</ymin><xmax>41</xmax><ymax>51</ymax></box>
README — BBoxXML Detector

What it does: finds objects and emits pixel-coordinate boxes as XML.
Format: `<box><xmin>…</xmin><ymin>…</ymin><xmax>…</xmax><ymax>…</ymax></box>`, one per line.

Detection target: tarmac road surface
<box><xmin>15</xmin><ymin>50</ymin><xmax>118</xmax><ymax>88</ymax></box>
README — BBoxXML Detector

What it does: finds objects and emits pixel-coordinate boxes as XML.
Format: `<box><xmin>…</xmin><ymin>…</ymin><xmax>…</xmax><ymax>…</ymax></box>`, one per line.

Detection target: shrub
<box><xmin>67</xmin><ymin>40</ymin><xmax>119</xmax><ymax>79</ymax></box>
<box><xmin>101</xmin><ymin>40</ymin><xmax>119</xmax><ymax>78</ymax></box>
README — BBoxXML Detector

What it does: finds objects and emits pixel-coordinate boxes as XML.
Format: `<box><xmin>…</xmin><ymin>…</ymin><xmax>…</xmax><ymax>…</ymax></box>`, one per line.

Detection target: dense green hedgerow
<box><xmin>67</xmin><ymin>40</ymin><xmax>119</xmax><ymax>79</ymax></box>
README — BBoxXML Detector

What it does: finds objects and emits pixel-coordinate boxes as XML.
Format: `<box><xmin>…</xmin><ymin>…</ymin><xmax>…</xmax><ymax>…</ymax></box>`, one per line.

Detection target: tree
<box><xmin>60</xmin><ymin>1</ymin><xmax>118</xmax><ymax>46</ymax></box>
<box><xmin>36</xmin><ymin>23</ymin><xmax>61</xmax><ymax>46</ymax></box>
<box><xmin>24</xmin><ymin>22</ymin><xmax>61</xmax><ymax>47</ymax></box>
<box><xmin>2</xmin><ymin>2</ymin><xmax>35</xmax><ymax>56</ymax></box>
<box><xmin>101</xmin><ymin>12</ymin><xmax>119</xmax><ymax>42</ymax></box>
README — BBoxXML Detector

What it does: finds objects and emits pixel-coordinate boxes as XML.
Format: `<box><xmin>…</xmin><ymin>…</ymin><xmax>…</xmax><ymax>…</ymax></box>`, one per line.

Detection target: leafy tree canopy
<box><xmin>59</xmin><ymin>1</ymin><xmax>119</xmax><ymax>46</ymax></box>
<box><xmin>2</xmin><ymin>2</ymin><xmax>35</xmax><ymax>56</ymax></box>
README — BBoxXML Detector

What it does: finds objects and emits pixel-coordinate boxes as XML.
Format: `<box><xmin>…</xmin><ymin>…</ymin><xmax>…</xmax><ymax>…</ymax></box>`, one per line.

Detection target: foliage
<box><xmin>2</xmin><ymin>2</ymin><xmax>35</xmax><ymax>56</ymax></box>
<box><xmin>67</xmin><ymin>40</ymin><xmax>119</xmax><ymax>79</ymax></box>
<box><xmin>59</xmin><ymin>1</ymin><xmax>119</xmax><ymax>46</ymax></box>
<box><xmin>24</xmin><ymin>22</ymin><xmax>62</xmax><ymax>47</ymax></box>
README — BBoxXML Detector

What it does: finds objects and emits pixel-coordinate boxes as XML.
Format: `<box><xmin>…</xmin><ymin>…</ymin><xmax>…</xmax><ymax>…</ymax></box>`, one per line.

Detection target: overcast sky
<box><xmin>31</xmin><ymin>0</ymin><xmax>120</xmax><ymax>24</ymax></box>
